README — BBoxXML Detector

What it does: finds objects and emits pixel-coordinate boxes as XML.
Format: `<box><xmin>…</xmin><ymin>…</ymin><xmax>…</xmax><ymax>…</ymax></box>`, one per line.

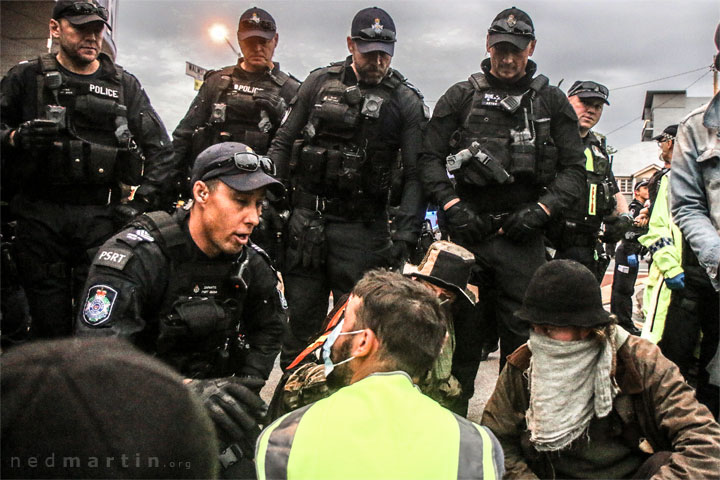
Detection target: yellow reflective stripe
<box><xmin>588</xmin><ymin>184</ymin><xmax>597</xmax><ymax>215</ymax></box>
<box><xmin>477</xmin><ymin>425</ymin><xmax>497</xmax><ymax>480</ymax></box>
<box><xmin>584</xmin><ymin>147</ymin><xmax>594</xmax><ymax>171</ymax></box>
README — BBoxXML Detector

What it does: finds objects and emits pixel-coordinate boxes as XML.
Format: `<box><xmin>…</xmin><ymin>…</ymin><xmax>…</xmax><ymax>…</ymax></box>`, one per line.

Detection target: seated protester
<box><xmin>256</xmin><ymin>269</ymin><xmax>504</xmax><ymax>480</ymax></box>
<box><xmin>481</xmin><ymin>260</ymin><xmax>720</xmax><ymax>479</ymax></box>
<box><xmin>1</xmin><ymin>337</ymin><xmax>218</xmax><ymax>479</ymax></box>
<box><xmin>75</xmin><ymin>142</ymin><xmax>287</xmax><ymax>472</ymax></box>
<box><xmin>270</xmin><ymin>241</ymin><xmax>477</xmax><ymax>419</ymax></box>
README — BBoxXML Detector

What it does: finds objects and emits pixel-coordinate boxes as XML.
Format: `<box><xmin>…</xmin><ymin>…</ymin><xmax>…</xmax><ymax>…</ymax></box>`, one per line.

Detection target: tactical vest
<box><xmin>194</xmin><ymin>67</ymin><xmax>299</xmax><ymax>155</ymax></box>
<box><xmin>450</xmin><ymin>72</ymin><xmax>558</xmax><ymax>188</ymax></box>
<box><xmin>132</xmin><ymin>210</ymin><xmax>257</xmax><ymax>378</ymax></box>
<box><xmin>37</xmin><ymin>54</ymin><xmax>142</xmax><ymax>186</ymax></box>
<box><xmin>567</xmin><ymin>133</ymin><xmax>616</xmax><ymax>227</ymax></box>
<box><xmin>290</xmin><ymin>63</ymin><xmax>403</xmax><ymax>210</ymax></box>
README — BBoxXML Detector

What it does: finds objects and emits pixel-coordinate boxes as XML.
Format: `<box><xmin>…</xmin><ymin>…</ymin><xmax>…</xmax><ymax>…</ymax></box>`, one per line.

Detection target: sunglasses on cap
<box><xmin>352</xmin><ymin>27</ymin><xmax>396</xmax><ymax>43</ymax></box>
<box><xmin>57</xmin><ymin>2</ymin><xmax>109</xmax><ymax>21</ymax></box>
<box><xmin>202</xmin><ymin>152</ymin><xmax>276</xmax><ymax>180</ymax></box>
<box><xmin>568</xmin><ymin>81</ymin><xmax>609</xmax><ymax>98</ymax></box>
<box><xmin>488</xmin><ymin>19</ymin><xmax>534</xmax><ymax>36</ymax></box>
<box><xmin>239</xmin><ymin>19</ymin><xmax>275</xmax><ymax>32</ymax></box>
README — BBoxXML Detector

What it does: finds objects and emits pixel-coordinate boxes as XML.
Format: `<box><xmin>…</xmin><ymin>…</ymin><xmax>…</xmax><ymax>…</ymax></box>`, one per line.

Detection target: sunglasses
<box><xmin>568</xmin><ymin>81</ymin><xmax>609</xmax><ymax>98</ymax></box>
<box><xmin>239</xmin><ymin>19</ymin><xmax>275</xmax><ymax>32</ymax></box>
<box><xmin>352</xmin><ymin>27</ymin><xmax>396</xmax><ymax>43</ymax></box>
<box><xmin>58</xmin><ymin>2</ymin><xmax>108</xmax><ymax>21</ymax></box>
<box><xmin>203</xmin><ymin>152</ymin><xmax>276</xmax><ymax>180</ymax></box>
<box><xmin>488</xmin><ymin>20</ymin><xmax>534</xmax><ymax>36</ymax></box>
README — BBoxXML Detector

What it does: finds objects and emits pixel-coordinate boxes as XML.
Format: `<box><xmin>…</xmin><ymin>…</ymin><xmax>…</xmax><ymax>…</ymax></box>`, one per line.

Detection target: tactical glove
<box><xmin>389</xmin><ymin>239</ymin><xmax>414</xmax><ymax>268</ymax></box>
<box><xmin>665</xmin><ymin>272</ymin><xmax>685</xmax><ymax>290</ymax></box>
<box><xmin>253</xmin><ymin>91</ymin><xmax>286</xmax><ymax>126</ymax></box>
<box><xmin>188</xmin><ymin>376</ymin><xmax>267</xmax><ymax>460</ymax></box>
<box><xmin>113</xmin><ymin>200</ymin><xmax>149</xmax><ymax>230</ymax></box>
<box><xmin>502</xmin><ymin>203</ymin><xmax>550</xmax><ymax>243</ymax></box>
<box><xmin>300</xmin><ymin>215</ymin><xmax>326</xmax><ymax>270</ymax></box>
<box><xmin>12</xmin><ymin>119</ymin><xmax>59</xmax><ymax>150</ymax></box>
<box><xmin>626</xmin><ymin>253</ymin><xmax>639</xmax><ymax>268</ymax></box>
<box><xmin>445</xmin><ymin>202</ymin><xmax>492</xmax><ymax>245</ymax></box>
<box><xmin>601</xmin><ymin>213</ymin><xmax>633</xmax><ymax>244</ymax></box>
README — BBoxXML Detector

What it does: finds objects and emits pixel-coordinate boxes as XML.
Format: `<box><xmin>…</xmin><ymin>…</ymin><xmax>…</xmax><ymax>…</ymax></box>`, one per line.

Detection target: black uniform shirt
<box><xmin>419</xmin><ymin>59</ymin><xmax>585</xmax><ymax>215</ymax></box>
<box><xmin>75</xmin><ymin>210</ymin><xmax>286</xmax><ymax>380</ymax></box>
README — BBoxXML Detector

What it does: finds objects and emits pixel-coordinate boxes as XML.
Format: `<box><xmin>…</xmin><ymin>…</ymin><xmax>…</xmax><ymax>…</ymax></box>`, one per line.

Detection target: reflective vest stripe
<box><xmin>257</xmin><ymin>404</ymin><xmax>313</xmax><ymax>480</ymax></box>
<box><xmin>584</xmin><ymin>147</ymin><xmax>594</xmax><ymax>171</ymax></box>
<box><xmin>455</xmin><ymin>417</ymin><xmax>502</xmax><ymax>480</ymax></box>
<box><xmin>585</xmin><ymin>147</ymin><xmax>598</xmax><ymax>215</ymax></box>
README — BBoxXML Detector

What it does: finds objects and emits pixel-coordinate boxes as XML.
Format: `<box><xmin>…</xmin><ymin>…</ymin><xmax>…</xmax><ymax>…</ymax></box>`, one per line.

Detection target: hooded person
<box><xmin>481</xmin><ymin>259</ymin><xmax>720</xmax><ymax>479</ymax></box>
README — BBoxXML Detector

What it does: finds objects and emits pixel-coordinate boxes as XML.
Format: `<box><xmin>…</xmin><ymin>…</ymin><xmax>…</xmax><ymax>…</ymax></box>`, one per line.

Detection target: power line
<box><xmin>605</xmin><ymin>69</ymin><xmax>711</xmax><ymax>136</ymax></box>
<box><xmin>610</xmin><ymin>65</ymin><xmax>711</xmax><ymax>91</ymax></box>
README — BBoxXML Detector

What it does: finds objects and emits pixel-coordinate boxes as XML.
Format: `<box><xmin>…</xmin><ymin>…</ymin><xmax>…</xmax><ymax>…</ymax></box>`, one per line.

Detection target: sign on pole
<box><xmin>185</xmin><ymin>61</ymin><xmax>208</xmax><ymax>90</ymax></box>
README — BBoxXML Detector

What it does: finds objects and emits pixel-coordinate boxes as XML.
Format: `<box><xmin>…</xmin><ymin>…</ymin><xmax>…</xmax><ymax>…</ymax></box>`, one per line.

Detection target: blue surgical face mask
<box><xmin>322</xmin><ymin>318</ymin><xmax>364</xmax><ymax>377</ymax></box>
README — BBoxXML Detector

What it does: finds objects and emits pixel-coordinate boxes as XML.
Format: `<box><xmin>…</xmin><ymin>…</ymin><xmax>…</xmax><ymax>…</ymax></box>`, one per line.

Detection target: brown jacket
<box><xmin>481</xmin><ymin>333</ymin><xmax>720</xmax><ymax>479</ymax></box>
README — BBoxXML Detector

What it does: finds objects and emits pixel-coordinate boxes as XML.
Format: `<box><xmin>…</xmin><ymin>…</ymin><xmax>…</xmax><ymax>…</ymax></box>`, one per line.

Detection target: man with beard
<box><xmin>481</xmin><ymin>260</ymin><xmax>720</xmax><ymax>479</ymax></box>
<box><xmin>256</xmin><ymin>269</ymin><xmax>504</xmax><ymax>480</ymax></box>
<box><xmin>419</xmin><ymin>6</ymin><xmax>586</xmax><ymax>371</ymax></box>
<box><xmin>267</xmin><ymin>6</ymin><xmax>428</xmax><ymax>369</ymax></box>
<box><xmin>0</xmin><ymin>0</ymin><xmax>177</xmax><ymax>338</ymax></box>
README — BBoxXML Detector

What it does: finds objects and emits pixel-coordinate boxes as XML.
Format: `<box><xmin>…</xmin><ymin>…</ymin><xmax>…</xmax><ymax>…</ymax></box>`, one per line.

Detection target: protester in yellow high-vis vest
<box><xmin>255</xmin><ymin>269</ymin><xmax>505</xmax><ymax>480</ymax></box>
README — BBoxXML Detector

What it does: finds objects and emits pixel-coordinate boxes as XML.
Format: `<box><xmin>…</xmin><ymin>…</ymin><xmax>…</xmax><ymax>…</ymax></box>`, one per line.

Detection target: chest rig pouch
<box><xmin>133</xmin><ymin>211</ymin><xmax>251</xmax><ymax>378</ymax></box>
<box><xmin>291</xmin><ymin>64</ymin><xmax>399</xmax><ymax>204</ymax></box>
<box><xmin>451</xmin><ymin>73</ymin><xmax>553</xmax><ymax>188</ymax></box>
<box><xmin>37</xmin><ymin>54</ymin><xmax>141</xmax><ymax>187</ymax></box>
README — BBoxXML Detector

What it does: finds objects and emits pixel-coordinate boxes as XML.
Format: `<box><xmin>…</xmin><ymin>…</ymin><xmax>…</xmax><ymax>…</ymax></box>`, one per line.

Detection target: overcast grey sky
<box><xmin>113</xmin><ymin>0</ymin><xmax>719</xmax><ymax>150</ymax></box>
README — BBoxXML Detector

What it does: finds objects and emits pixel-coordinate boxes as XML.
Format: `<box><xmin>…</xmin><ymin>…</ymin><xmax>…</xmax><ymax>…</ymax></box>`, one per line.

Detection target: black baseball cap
<box><xmin>568</xmin><ymin>80</ymin><xmax>610</xmax><ymax>105</ymax></box>
<box><xmin>488</xmin><ymin>6</ymin><xmax>535</xmax><ymax>50</ymax></box>
<box><xmin>238</xmin><ymin>7</ymin><xmax>277</xmax><ymax>41</ymax></box>
<box><xmin>652</xmin><ymin>124</ymin><xmax>678</xmax><ymax>142</ymax></box>
<box><xmin>52</xmin><ymin>0</ymin><xmax>110</xmax><ymax>28</ymax></box>
<box><xmin>350</xmin><ymin>7</ymin><xmax>397</xmax><ymax>56</ymax></box>
<box><xmin>191</xmin><ymin>142</ymin><xmax>284</xmax><ymax>197</ymax></box>
<box><xmin>634</xmin><ymin>179</ymin><xmax>649</xmax><ymax>191</ymax></box>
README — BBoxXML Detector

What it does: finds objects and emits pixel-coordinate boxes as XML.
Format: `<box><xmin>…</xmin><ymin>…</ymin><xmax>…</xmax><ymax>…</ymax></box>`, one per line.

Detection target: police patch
<box><xmin>481</xmin><ymin>92</ymin><xmax>503</xmax><ymax>107</ymax></box>
<box><xmin>95</xmin><ymin>248</ymin><xmax>133</xmax><ymax>270</ymax></box>
<box><xmin>82</xmin><ymin>285</ymin><xmax>118</xmax><ymax>326</ymax></box>
<box><xmin>125</xmin><ymin>229</ymin><xmax>155</xmax><ymax>243</ymax></box>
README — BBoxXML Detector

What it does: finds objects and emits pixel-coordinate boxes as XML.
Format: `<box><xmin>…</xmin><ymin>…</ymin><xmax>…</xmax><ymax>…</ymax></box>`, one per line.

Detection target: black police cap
<box><xmin>488</xmin><ymin>6</ymin><xmax>535</xmax><ymax>50</ymax></box>
<box><xmin>350</xmin><ymin>6</ymin><xmax>396</xmax><ymax>57</ymax></box>
<box><xmin>568</xmin><ymin>80</ymin><xmax>610</xmax><ymax>106</ymax></box>
<box><xmin>238</xmin><ymin>7</ymin><xmax>277</xmax><ymax>41</ymax></box>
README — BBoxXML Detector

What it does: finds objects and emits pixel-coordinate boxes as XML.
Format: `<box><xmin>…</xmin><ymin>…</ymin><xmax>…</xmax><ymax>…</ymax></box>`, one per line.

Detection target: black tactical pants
<box><xmin>12</xmin><ymin>195</ymin><xmax>115</xmax><ymax>338</ymax></box>
<box><xmin>280</xmin><ymin>210</ymin><xmax>395</xmax><ymax>369</ymax></box>
<box><xmin>658</xmin><ymin>286</ymin><xmax>719</xmax><ymax>417</ymax></box>
<box><xmin>555</xmin><ymin>243</ymin><xmax>610</xmax><ymax>283</ymax></box>
<box><xmin>610</xmin><ymin>241</ymin><xmax>641</xmax><ymax>333</ymax></box>
<box><xmin>460</xmin><ymin>232</ymin><xmax>546</xmax><ymax>372</ymax></box>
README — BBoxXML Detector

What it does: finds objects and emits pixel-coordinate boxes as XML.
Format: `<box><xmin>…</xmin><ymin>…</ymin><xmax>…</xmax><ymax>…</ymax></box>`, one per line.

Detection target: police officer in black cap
<box><xmin>547</xmin><ymin>80</ymin><xmax>632</xmax><ymax>281</ymax></box>
<box><xmin>172</xmin><ymin>7</ymin><xmax>300</xmax><ymax>263</ymax></box>
<box><xmin>420</xmin><ymin>6</ymin><xmax>586</xmax><ymax>371</ymax></box>
<box><xmin>76</xmin><ymin>141</ymin><xmax>285</xmax><ymax>382</ymax></box>
<box><xmin>267</xmin><ymin>6</ymin><xmax>428</xmax><ymax>368</ymax></box>
<box><xmin>0</xmin><ymin>0</ymin><xmax>177</xmax><ymax>339</ymax></box>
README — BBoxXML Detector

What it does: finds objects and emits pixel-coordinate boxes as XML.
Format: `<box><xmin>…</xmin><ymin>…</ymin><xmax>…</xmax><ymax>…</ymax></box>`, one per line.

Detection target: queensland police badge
<box><xmin>82</xmin><ymin>285</ymin><xmax>118</xmax><ymax>326</ymax></box>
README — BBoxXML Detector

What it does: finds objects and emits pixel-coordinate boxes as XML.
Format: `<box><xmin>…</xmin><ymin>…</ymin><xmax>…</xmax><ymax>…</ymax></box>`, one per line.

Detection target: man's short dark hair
<box><xmin>351</xmin><ymin>269</ymin><xmax>447</xmax><ymax>378</ymax></box>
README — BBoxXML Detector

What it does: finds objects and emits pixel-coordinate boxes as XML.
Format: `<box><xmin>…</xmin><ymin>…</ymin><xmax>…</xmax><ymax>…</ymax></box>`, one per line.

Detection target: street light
<box><xmin>209</xmin><ymin>23</ymin><xmax>239</xmax><ymax>57</ymax></box>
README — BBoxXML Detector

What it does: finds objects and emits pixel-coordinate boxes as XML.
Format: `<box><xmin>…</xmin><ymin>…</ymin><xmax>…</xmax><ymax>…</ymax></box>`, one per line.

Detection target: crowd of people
<box><xmin>1</xmin><ymin>1</ymin><xmax>720</xmax><ymax>479</ymax></box>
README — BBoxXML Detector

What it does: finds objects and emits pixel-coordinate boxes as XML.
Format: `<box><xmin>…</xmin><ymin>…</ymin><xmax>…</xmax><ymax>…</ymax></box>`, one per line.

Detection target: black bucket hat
<box><xmin>516</xmin><ymin>260</ymin><xmax>612</xmax><ymax>328</ymax></box>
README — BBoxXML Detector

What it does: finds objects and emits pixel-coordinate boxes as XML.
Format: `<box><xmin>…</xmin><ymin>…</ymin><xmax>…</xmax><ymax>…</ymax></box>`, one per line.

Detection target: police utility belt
<box><xmin>37</xmin><ymin>54</ymin><xmax>143</xmax><ymax>191</ymax></box>
<box><xmin>291</xmin><ymin>188</ymin><xmax>381</xmax><ymax>221</ymax></box>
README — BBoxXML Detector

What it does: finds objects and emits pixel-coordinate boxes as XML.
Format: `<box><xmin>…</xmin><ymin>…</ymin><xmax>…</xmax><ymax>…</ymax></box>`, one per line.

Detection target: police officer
<box><xmin>0</xmin><ymin>1</ymin><xmax>177</xmax><ymax>339</ymax></box>
<box><xmin>267</xmin><ymin>7</ymin><xmax>428</xmax><ymax>368</ymax></box>
<box><xmin>76</xmin><ymin>142</ymin><xmax>285</xmax><ymax>382</ymax></box>
<box><xmin>610</xmin><ymin>179</ymin><xmax>649</xmax><ymax>335</ymax></box>
<box><xmin>172</xmin><ymin>7</ymin><xmax>300</xmax><ymax>262</ymax></box>
<box><xmin>547</xmin><ymin>80</ymin><xmax>632</xmax><ymax>281</ymax></box>
<box><xmin>420</xmin><ymin>7</ymin><xmax>586</xmax><ymax>370</ymax></box>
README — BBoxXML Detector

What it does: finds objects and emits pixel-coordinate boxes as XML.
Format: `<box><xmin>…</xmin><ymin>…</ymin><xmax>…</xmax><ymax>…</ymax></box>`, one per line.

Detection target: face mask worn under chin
<box><xmin>321</xmin><ymin>318</ymin><xmax>364</xmax><ymax>376</ymax></box>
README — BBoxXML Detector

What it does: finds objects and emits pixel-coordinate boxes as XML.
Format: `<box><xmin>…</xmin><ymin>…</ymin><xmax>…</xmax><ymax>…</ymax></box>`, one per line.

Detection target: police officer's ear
<box><xmin>193</xmin><ymin>181</ymin><xmax>210</xmax><ymax>204</ymax></box>
<box><xmin>49</xmin><ymin>18</ymin><xmax>61</xmax><ymax>39</ymax></box>
<box><xmin>527</xmin><ymin>39</ymin><xmax>537</xmax><ymax>56</ymax></box>
<box><xmin>346</xmin><ymin>36</ymin><xmax>356</xmax><ymax>55</ymax></box>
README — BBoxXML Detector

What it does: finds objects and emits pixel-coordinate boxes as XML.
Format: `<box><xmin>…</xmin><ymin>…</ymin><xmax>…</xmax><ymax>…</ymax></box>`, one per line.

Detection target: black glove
<box><xmin>501</xmin><ymin>203</ymin><xmax>550</xmax><ymax>243</ymax></box>
<box><xmin>12</xmin><ymin>119</ymin><xmax>59</xmax><ymax>150</ymax></box>
<box><xmin>188</xmin><ymin>376</ymin><xmax>267</xmax><ymax>461</ymax></box>
<box><xmin>113</xmin><ymin>200</ymin><xmax>149</xmax><ymax>229</ymax></box>
<box><xmin>445</xmin><ymin>202</ymin><xmax>491</xmax><ymax>245</ymax></box>
<box><xmin>390</xmin><ymin>239</ymin><xmax>413</xmax><ymax>268</ymax></box>
<box><xmin>600</xmin><ymin>213</ymin><xmax>633</xmax><ymax>244</ymax></box>
<box><xmin>253</xmin><ymin>91</ymin><xmax>286</xmax><ymax>125</ymax></box>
